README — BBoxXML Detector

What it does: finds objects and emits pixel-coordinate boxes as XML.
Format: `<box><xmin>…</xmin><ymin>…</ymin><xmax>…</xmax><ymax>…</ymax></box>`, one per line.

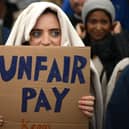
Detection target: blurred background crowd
<box><xmin>0</xmin><ymin>0</ymin><xmax>129</xmax><ymax>44</ymax></box>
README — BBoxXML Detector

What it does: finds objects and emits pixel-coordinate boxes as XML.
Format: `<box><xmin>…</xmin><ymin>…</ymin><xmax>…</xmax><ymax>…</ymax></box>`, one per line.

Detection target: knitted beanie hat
<box><xmin>82</xmin><ymin>0</ymin><xmax>115</xmax><ymax>24</ymax></box>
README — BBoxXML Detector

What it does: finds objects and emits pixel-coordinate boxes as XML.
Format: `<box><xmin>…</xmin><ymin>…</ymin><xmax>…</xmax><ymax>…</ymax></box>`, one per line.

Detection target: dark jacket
<box><xmin>62</xmin><ymin>0</ymin><xmax>74</xmax><ymax>16</ymax></box>
<box><xmin>105</xmin><ymin>65</ymin><xmax>129</xmax><ymax>129</ymax></box>
<box><xmin>111</xmin><ymin>0</ymin><xmax>129</xmax><ymax>32</ymax></box>
<box><xmin>4</xmin><ymin>2</ymin><xmax>19</xmax><ymax>29</ymax></box>
<box><xmin>61</xmin><ymin>0</ymin><xmax>82</xmax><ymax>27</ymax></box>
<box><xmin>83</xmin><ymin>31</ymin><xmax>129</xmax><ymax>81</ymax></box>
<box><xmin>0</xmin><ymin>26</ymin><xmax>10</xmax><ymax>45</ymax></box>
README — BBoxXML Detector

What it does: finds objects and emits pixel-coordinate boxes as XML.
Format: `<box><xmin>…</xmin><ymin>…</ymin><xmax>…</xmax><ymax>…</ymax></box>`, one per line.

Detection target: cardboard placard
<box><xmin>0</xmin><ymin>46</ymin><xmax>90</xmax><ymax>129</ymax></box>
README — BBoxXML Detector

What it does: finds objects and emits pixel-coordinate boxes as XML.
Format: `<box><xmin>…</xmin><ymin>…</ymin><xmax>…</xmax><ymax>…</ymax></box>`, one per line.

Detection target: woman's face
<box><xmin>30</xmin><ymin>12</ymin><xmax>61</xmax><ymax>46</ymax></box>
<box><xmin>86</xmin><ymin>10</ymin><xmax>112</xmax><ymax>41</ymax></box>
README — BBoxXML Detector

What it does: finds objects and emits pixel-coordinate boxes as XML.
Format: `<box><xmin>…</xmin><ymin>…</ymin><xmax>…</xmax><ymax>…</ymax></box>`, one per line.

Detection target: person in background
<box><xmin>0</xmin><ymin>0</ymin><xmax>10</xmax><ymax>44</ymax></box>
<box><xmin>62</xmin><ymin>0</ymin><xmax>86</xmax><ymax>28</ymax></box>
<box><xmin>41</xmin><ymin>0</ymin><xmax>62</xmax><ymax>6</ymax></box>
<box><xmin>111</xmin><ymin>0</ymin><xmax>129</xmax><ymax>32</ymax></box>
<box><xmin>4</xmin><ymin>0</ymin><xmax>19</xmax><ymax>29</ymax></box>
<box><xmin>8</xmin><ymin>0</ymin><xmax>40</xmax><ymax>9</ymax></box>
<box><xmin>77</xmin><ymin>0</ymin><xmax>129</xmax><ymax>102</ymax></box>
<box><xmin>1</xmin><ymin>2</ymin><xmax>103</xmax><ymax>129</ymax></box>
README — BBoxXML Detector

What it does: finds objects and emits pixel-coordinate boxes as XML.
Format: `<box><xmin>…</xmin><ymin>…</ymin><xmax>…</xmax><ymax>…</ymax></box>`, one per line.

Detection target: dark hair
<box><xmin>85</xmin><ymin>9</ymin><xmax>112</xmax><ymax>24</ymax></box>
<box><xmin>22</xmin><ymin>41</ymin><xmax>29</xmax><ymax>45</ymax></box>
<box><xmin>41</xmin><ymin>8</ymin><xmax>58</xmax><ymax>17</ymax></box>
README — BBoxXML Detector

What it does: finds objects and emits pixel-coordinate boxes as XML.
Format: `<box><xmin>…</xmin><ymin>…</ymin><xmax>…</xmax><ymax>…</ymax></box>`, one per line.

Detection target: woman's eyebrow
<box><xmin>31</xmin><ymin>29</ymin><xmax>42</xmax><ymax>31</ymax></box>
<box><xmin>49</xmin><ymin>28</ymin><xmax>61</xmax><ymax>31</ymax></box>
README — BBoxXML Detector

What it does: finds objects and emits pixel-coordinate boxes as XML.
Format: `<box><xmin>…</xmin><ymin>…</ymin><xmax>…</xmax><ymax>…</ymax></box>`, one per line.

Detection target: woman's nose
<box><xmin>96</xmin><ymin>23</ymin><xmax>101</xmax><ymax>30</ymax></box>
<box><xmin>40</xmin><ymin>33</ymin><xmax>51</xmax><ymax>46</ymax></box>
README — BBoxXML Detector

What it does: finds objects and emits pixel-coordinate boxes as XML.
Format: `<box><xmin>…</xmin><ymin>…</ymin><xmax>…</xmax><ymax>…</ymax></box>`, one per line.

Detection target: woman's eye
<box><xmin>50</xmin><ymin>30</ymin><xmax>61</xmax><ymax>37</ymax></box>
<box><xmin>101</xmin><ymin>20</ymin><xmax>108</xmax><ymax>25</ymax></box>
<box><xmin>30</xmin><ymin>31</ymin><xmax>42</xmax><ymax>38</ymax></box>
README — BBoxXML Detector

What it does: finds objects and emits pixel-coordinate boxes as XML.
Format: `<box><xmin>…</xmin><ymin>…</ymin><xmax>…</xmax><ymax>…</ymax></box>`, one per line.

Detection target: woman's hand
<box><xmin>76</xmin><ymin>23</ymin><xmax>86</xmax><ymax>39</ymax></box>
<box><xmin>112</xmin><ymin>21</ymin><xmax>122</xmax><ymax>34</ymax></box>
<box><xmin>78</xmin><ymin>95</ymin><xmax>95</xmax><ymax>118</ymax></box>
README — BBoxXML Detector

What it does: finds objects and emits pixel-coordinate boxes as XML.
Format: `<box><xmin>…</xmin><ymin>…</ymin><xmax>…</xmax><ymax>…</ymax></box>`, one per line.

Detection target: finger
<box><xmin>82</xmin><ymin>110</ymin><xmax>94</xmax><ymax>117</ymax></box>
<box><xmin>80</xmin><ymin>95</ymin><xmax>95</xmax><ymax>101</ymax></box>
<box><xmin>78</xmin><ymin>100</ymin><xmax>94</xmax><ymax>106</ymax></box>
<box><xmin>112</xmin><ymin>21</ymin><xmax>121</xmax><ymax>34</ymax></box>
<box><xmin>78</xmin><ymin>105</ymin><xmax>94</xmax><ymax>112</ymax></box>
<box><xmin>76</xmin><ymin>23</ymin><xmax>86</xmax><ymax>39</ymax></box>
